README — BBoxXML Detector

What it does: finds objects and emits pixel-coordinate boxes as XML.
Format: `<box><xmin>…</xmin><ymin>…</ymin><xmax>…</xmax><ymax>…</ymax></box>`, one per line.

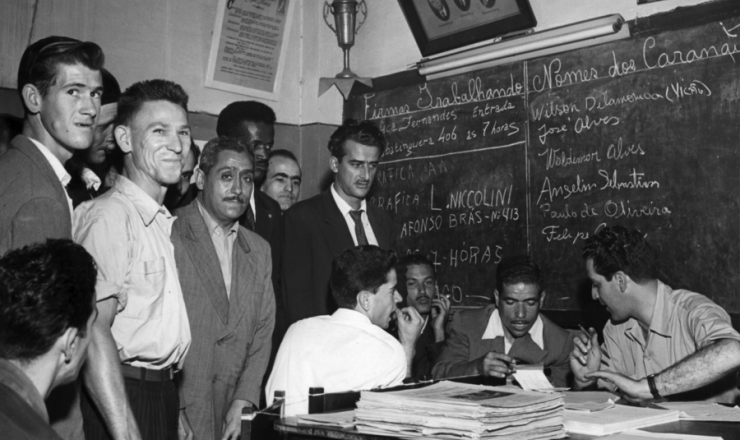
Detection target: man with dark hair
<box><xmin>572</xmin><ymin>225</ymin><xmax>740</xmax><ymax>403</ymax></box>
<box><xmin>261</xmin><ymin>149</ymin><xmax>302</xmax><ymax>210</ymax></box>
<box><xmin>0</xmin><ymin>239</ymin><xmax>98</xmax><ymax>440</ymax></box>
<box><xmin>283</xmin><ymin>119</ymin><xmax>394</xmax><ymax>323</ymax></box>
<box><xmin>0</xmin><ymin>113</ymin><xmax>23</xmax><ymax>156</ymax></box>
<box><xmin>172</xmin><ymin>136</ymin><xmax>275</xmax><ymax>440</ymax></box>
<box><xmin>395</xmin><ymin>253</ymin><xmax>450</xmax><ymax>380</ymax></box>
<box><xmin>267</xmin><ymin>245</ymin><xmax>422</xmax><ymax>416</ymax></box>
<box><xmin>433</xmin><ymin>256</ymin><xmax>574</xmax><ymax>387</ymax></box>
<box><xmin>0</xmin><ymin>35</ymin><xmax>104</xmax><ymax>440</ymax></box>
<box><xmin>66</xmin><ymin>68</ymin><xmax>122</xmax><ymax>206</ymax></box>
<box><xmin>216</xmin><ymin>101</ymin><xmax>283</xmax><ymax>356</ymax></box>
<box><xmin>0</xmin><ymin>35</ymin><xmax>104</xmax><ymax>256</ymax></box>
<box><xmin>74</xmin><ymin>79</ymin><xmax>193</xmax><ymax>440</ymax></box>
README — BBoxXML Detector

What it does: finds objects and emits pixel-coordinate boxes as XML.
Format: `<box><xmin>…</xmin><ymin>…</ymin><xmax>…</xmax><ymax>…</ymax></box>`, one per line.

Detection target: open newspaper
<box><xmin>355</xmin><ymin>381</ymin><xmax>565</xmax><ymax>440</ymax></box>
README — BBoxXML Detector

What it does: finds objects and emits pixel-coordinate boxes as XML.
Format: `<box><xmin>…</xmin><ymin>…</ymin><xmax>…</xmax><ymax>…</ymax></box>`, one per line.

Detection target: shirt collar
<box><xmin>0</xmin><ymin>358</ymin><xmax>48</xmax><ymax>423</ymax></box>
<box><xmin>625</xmin><ymin>279</ymin><xmax>672</xmax><ymax>341</ymax></box>
<box><xmin>80</xmin><ymin>167</ymin><xmax>102</xmax><ymax>191</ymax></box>
<box><xmin>196</xmin><ymin>199</ymin><xmax>239</xmax><ymax>237</ymax></box>
<box><xmin>332</xmin><ymin>308</ymin><xmax>373</xmax><ymax>326</ymax></box>
<box><xmin>482</xmin><ymin>309</ymin><xmax>545</xmax><ymax>350</ymax></box>
<box><xmin>113</xmin><ymin>175</ymin><xmax>171</xmax><ymax>226</ymax></box>
<box><xmin>331</xmin><ymin>184</ymin><xmax>367</xmax><ymax>216</ymax></box>
<box><xmin>28</xmin><ymin>137</ymin><xmax>71</xmax><ymax>188</ymax></box>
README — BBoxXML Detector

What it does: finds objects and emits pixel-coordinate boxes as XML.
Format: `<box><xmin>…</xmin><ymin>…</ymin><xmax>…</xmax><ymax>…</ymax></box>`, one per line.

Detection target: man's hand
<box><xmin>586</xmin><ymin>371</ymin><xmax>652</xmax><ymax>403</ymax></box>
<box><xmin>476</xmin><ymin>352</ymin><xmax>516</xmax><ymax>378</ymax></box>
<box><xmin>178</xmin><ymin>409</ymin><xmax>194</xmax><ymax>440</ymax></box>
<box><xmin>221</xmin><ymin>399</ymin><xmax>251</xmax><ymax>440</ymax></box>
<box><xmin>570</xmin><ymin>327</ymin><xmax>601</xmax><ymax>388</ymax></box>
<box><xmin>430</xmin><ymin>293</ymin><xmax>450</xmax><ymax>343</ymax></box>
<box><xmin>396</xmin><ymin>306</ymin><xmax>424</xmax><ymax>347</ymax></box>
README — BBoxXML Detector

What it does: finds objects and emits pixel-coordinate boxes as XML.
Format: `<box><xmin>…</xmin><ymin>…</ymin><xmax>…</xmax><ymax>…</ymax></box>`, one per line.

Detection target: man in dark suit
<box><xmin>395</xmin><ymin>253</ymin><xmax>450</xmax><ymax>380</ymax></box>
<box><xmin>0</xmin><ymin>36</ymin><xmax>103</xmax><ymax>256</ymax></box>
<box><xmin>216</xmin><ymin>102</ymin><xmax>284</xmax><ymax>340</ymax></box>
<box><xmin>283</xmin><ymin>119</ymin><xmax>394</xmax><ymax>324</ymax></box>
<box><xmin>0</xmin><ymin>36</ymin><xmax>104</xmax><ymax>440</ymax></box>
<box><xmin>433</xmin><ymin>256</ymin><xmax>574</xmax><ymax>388</ymax></box>
<box><xmin>172</xmin><ymin>136</ymin><xmax>274</xmax><ymax>440</ymax></box>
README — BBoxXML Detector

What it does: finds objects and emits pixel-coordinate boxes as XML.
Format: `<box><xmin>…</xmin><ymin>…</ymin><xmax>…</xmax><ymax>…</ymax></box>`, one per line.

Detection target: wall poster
<box><xmin>206</xmin><ymin>0</ymin><xmax>293</xmax><ymax>101</ymax></box>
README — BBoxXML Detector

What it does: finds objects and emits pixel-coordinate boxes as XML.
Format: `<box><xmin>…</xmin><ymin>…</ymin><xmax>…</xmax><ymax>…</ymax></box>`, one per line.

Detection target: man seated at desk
<box><xmin>571</xmin><ymin>225</ymin><xmax>740</xmax><ymax>403</ymax></box>
<box><xmin>433</xmin><ymin>255</ymin><xmax>574</xmax><ymax>387</ymax></box>
<box><xmin>266</xmin><ymin>245</ymin><xmax>423</xmax><ymax>416</ymax></box>
<box><xmin>394</xmin><ymin>253</ymin><xmax>450</xmax><ymax>380</ymax></box>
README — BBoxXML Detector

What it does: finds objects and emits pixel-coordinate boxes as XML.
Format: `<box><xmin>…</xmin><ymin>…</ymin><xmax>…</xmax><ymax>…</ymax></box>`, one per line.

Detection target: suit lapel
<box><xmin>179</xmin><ymin>203</ymin><xmax>230</xmax><ymax>324</ymax></box>
<box><xmin>224</xmin><ymin>230</ymin><xmax>252</xmax><ymax>334</ymax></box>
<box><xmin>508</xmin><ymin>334</ymin><xmax>548</xmax><ymax>365</ymax></box>
<box><xmin>13</xmin><ymin>136</ymin><xmax>71</xmax><ymax>222</ymax></box>
<box><xmin>367</xmin><ymin>204</ymin><xmax>390</xmax><ymax>248</ymax></box>
<box><xmin>320</xmin><ymin>190</ymin><xmax>354</xmax><ymax>256</ymax></box>
<box><xmin>254</xmin><ymin>191</ymin><xmax>271</xmax><ymax>238</ymax></box>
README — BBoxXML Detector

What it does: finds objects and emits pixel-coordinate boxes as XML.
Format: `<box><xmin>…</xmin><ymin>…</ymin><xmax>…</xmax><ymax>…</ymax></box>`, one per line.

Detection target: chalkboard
<box><xmin>347</xmin><ymin>4</ymin><xmax>740</xmax><ymax>313</ymax></box>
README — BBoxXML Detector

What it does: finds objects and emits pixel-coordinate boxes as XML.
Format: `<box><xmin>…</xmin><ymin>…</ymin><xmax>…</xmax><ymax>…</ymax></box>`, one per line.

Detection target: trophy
<box><xmin>323</xmin><ymin>0</ymin><xmax>368</xmax><ymax>79</ymax></box>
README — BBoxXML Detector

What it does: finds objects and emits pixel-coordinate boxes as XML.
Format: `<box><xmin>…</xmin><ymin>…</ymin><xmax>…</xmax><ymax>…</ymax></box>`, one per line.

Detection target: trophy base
<box><xmin>335</xmin><ymin>68</ymin><xmax>358</xmax><ymax>79</ymax></box>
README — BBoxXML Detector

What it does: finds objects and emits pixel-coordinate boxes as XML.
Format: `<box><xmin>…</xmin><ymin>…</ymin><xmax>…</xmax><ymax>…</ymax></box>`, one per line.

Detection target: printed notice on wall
<box><xmin>206</xmin><ymin>0</ymin><xmax>293</xmax><ymax>101</ymax></box>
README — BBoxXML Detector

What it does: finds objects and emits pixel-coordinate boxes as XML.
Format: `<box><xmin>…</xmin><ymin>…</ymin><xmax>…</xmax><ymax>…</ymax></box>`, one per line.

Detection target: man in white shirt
<box><xmin>283</xmin><ymin>119</ymin><xmax>394</xmax><ymax>324</ymax></box>
<box><xmin>74</xmin><ymin>79</ymin><xmax>193</xmax><ymax>440</ymax></box>
<box><xmin>433</xmin><ymin>256</ymin><xmax>574</xmax><ymax>388</ymax></box>
<box><xmin>267</xmin><ymin>245</ymin><xmax>423</xmax><ymax>416</ymax></box>
<box><xmin>0</xmin><ymin>36</ymin><xmax>104</xmax><ymax>440</ymax></box>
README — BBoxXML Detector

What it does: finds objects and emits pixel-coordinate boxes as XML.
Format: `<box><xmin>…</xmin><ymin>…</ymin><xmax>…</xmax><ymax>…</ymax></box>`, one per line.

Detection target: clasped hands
<box><xmin>570</xmin><ymin>327</ymin><xmax>653</xmax><ymax>402</ymax></box>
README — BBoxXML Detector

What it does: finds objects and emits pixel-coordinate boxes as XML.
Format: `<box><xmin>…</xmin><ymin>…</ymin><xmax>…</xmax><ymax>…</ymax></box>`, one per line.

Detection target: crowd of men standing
<box><xmin>2</xmin><ymin>35</ymin><xmax>740</xmax><ymax>440</ymax></box>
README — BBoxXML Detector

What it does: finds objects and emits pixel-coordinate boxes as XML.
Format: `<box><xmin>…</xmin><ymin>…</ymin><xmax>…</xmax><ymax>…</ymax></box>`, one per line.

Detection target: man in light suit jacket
<box><xmin>283</xmin><ymin>119</ymin><xmax>394</xmax><ymax>324</ymax></box>
<box><xmin>173</xmin><ymin>136</ymin><xmax>275</xmax><ymax>440</ymax></box>
<box><xmin>0</xmin><ymin>36</ymin><xmax>104</xmax><ymax>440</ymax></box>
<box><xmin>433</xmin><ymin>256</ymin><xmax>574</xmax><ymax>388</ymax></box>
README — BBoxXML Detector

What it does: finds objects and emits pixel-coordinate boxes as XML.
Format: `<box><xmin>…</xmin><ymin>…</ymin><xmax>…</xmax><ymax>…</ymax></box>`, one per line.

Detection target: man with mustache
<box><xmin>433</xmin><ymin>255</ymin><xmax>574</xmax><ymax>388</ymax></box>
<box><xmin>267</xmin><ymin>246</ymin><xmax>422</xmax><ymax>416</ymax></box>
<box><xmin>283</xmin><ymin>119</ymin><xmax>394</xmax><ymax>324</ymax></box>
<box><xmin>172</xmin><ymin>136</ymin><xmax>275</xmax><ymax>440</ymax></box>
<box><xmin>216</xmin><ymin>101</ymin><xmax>284</xmax><ymax>360</ymax></box>
<box><xmin>395</xmin><ymin>254</ymin><xmax>450</xmax><ymax>380</ymax></box>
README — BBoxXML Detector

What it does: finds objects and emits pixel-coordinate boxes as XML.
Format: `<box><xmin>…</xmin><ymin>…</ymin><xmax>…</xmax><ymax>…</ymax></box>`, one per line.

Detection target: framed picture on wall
<box><xmin>399</xmin><ymin>0</ymin><xmax>537</xmax><ymax>57</ymax></box>
<box><xmin>205</xmin><ymin>0</ymin><xmax>294</xmax><ymax>101</ymax></box>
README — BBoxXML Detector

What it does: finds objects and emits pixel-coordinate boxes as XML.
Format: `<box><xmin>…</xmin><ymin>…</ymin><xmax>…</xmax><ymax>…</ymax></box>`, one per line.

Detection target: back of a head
<box><xmin>0</xmin><ymin>239</ymin><xmax>97</xmax><ymax>362</ymax></box>
<box><xmin>330</xmin><ymin>245</ymin><xmax>397</xmax><ymax>309</ymax></box>
<box><xmin>583</xmin><ymin>225</ymin><xmax>657</xmax><ymax>283</ymax></box>
<box><xmin>100</xmin><ymin>68</ymin><xmax>122</xmax><ymax>107</ymax></box>
<box><xmin>496</xmin><ymin>255</ymin><xmax>544</xmax><ymax>294</ymax></box>
<box><xmin>0</xmin><ymin>114</ymin><xmax>23</xmax><ymax>154</ymax></box>
<box><xmin>17</xmin><ymin>36</ymin><xmax>105</xmax><ymax>115</ymax></box>
<box><xmin>327</xmin><ymin>119</ymin><xmax>386</xmax><ymax>160</ymax></box>
<box><xmin>115</xmin><ymin>79</ymin><xmax>189</xmax><ymax>128</ymax></box>
<box><xmin>216</xmin><ymin>101</ymin><xmax>276</xmax><ymax>137</ymax></box>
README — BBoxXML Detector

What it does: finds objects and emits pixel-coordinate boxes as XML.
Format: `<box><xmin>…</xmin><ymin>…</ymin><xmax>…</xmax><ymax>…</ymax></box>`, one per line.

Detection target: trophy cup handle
<box><xmin>323</xmin><ymin>1</ymin><xmax>336</xmax><ymax>33</ymax></box>
<box><xmin>355</xmin><ymin>0</ymin><xmax>368</xmax><ymax>33</ymax></box>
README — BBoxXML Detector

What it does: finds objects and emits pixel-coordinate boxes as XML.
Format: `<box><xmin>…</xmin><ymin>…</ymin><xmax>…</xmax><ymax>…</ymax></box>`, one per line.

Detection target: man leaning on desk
<box><xmin>433</xmin><ymin>255</ymin><xmax>574</xmax><ymax>388</ymax></box>
<box><xmin>266</xmin><ymin>245</ymin><xmax>423</xmax><ymax>416</ymax></box>
<box><xmin>571</xmin><ymin>225</ymin><xmax>740</xmax><ymax>403</ymax></box>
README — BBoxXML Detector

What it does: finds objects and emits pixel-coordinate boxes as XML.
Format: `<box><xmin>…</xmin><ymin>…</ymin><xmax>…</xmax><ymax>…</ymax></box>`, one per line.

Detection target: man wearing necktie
<box><xmin>433</xmin><ymin>255</ymin><xmax>574</xmax><ymax>388</ymax></box>
<box><xmin>283</xmin><ymin>119</ymin><xmax>394</xmax><ymax>324</ymax></box>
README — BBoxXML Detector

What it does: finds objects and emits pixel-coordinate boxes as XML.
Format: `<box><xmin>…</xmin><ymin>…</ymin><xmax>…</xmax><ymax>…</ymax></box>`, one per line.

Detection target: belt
<box><xmin>120</xmin><ymin>364</ymin><xmax>174</xmax><ymax>382</ymax></box>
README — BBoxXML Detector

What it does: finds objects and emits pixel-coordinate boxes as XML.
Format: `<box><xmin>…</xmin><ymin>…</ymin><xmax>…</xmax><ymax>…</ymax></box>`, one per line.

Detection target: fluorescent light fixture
<box><xmin>419</xmin><ymin>14</ymin><xmax>627</xmax><ymax>78</ymax></box>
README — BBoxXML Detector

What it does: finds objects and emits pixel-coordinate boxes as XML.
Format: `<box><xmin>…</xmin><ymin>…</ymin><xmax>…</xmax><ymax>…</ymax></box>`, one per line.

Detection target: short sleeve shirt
<box><xmin>73</xmin><ymin>175</ymin><xmax>191</xmax><ymax>370</ymax></box>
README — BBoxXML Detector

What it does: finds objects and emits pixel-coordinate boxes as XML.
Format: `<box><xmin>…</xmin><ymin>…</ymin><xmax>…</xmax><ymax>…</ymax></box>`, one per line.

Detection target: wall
<box><xmin>0</xmin><ymin>0</ymin><xmax>719</xmax><ymax>198</ymax></box>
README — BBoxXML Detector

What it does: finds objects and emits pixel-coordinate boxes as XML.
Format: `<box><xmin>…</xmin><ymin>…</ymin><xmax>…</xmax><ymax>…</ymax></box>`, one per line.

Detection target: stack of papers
<box><xmin>354</xmin><ymin>381</ymin><xmax>565</xmax><ymax>439</ymax></box>
<box><xmin>295</xmin><ymin>411</ymin><xmax>356</xmax><ymax>429</ymax></box>
<box><xmin>563</xmin><ymin>390</ymin><xmax>618</xmax><ymax>412</ymax></box>
<box><xmin>564</xmin><ymin>405</ymin><xmax>679</xmax><ymax>436</ymax></box>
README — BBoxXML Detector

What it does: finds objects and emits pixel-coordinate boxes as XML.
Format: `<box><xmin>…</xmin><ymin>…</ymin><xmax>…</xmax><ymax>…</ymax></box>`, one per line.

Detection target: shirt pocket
<box><xmin>123</xmin><ymin>257</ymin><xmax>166</xmax><ymax>319</ymax></box>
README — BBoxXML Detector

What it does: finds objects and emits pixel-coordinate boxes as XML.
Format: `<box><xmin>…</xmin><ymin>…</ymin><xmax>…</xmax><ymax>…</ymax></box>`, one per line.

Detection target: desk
<box><xmin>275</xmin><ymin>417</ymin><xmax>738</xmax><ymax>439</ymax></box>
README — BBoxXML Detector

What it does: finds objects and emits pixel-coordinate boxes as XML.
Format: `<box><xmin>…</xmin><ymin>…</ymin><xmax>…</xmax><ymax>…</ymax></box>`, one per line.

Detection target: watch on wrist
<box><xmin>647</xmin><ymin>374</ymin><xmax>662</xmax><ymax>399</ymax></box>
